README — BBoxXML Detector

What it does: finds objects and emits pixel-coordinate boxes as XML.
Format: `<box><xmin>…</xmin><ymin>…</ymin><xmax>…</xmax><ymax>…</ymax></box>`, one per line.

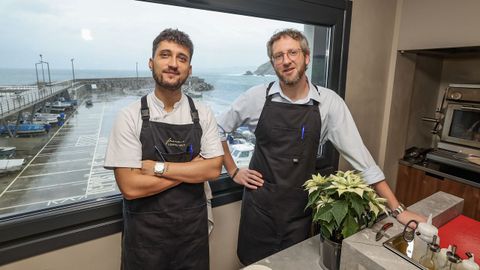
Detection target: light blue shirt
<box><xmin>217</xmin><ymin>78</ymin><xmax>385</xmax><ymax>185</ymax></box>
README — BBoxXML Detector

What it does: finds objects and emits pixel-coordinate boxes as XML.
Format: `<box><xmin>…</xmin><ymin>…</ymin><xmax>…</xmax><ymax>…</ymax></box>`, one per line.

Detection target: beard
<box><xmin>152</xmin><ymin>66</ymin><xmax>188</xmax><ymax>91</ymax></box>
<box><xmin>275</xmin><ymin>63</ymin><xmax>307</xmax><ymax>86</ymax></box>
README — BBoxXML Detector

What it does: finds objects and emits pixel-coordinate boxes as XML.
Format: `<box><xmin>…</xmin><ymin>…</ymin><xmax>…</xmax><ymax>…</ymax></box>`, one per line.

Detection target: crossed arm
<box><xmin>114</xmin><ymin>155</ymin><xmax>223</xmax><ymax>200</ymax></box>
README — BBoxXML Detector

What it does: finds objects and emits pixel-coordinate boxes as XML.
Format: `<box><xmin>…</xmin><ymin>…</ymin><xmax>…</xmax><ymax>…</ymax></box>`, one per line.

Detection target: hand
<box><xmin>141</xmin><ymin>160</ymin><xmax>156</xmax><ymax>176</ymax></box>
<box><xmin>232</xmin><ymin>168</ymin><xmax>264</xmax><ymax>189</ymax></box>
<box><xmin>396</xmin><ymin>210</ymin><xmax>427</xmax><ymax>228</ymax></box>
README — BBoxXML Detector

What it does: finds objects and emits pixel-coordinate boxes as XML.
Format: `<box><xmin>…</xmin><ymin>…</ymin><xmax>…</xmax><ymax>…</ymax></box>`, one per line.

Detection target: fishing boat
<box><xmin>230</xmin><ymin>143</ymin><xmax>254</xmax><ymax>169</ymax></box>
<box><xmin>34</xmin><ymin>113</ymin><xmax>60</xmax><ymax>125</ymax></box>
<box><xmin>0</xmin><ymin>123</ymin><xmax>48</xmax><ymax>135</ymax></box>
<box><xmin>0</xmin><ymin>147</ymin><xmax>16</xmax><ymax>159</ymax></box>
<box><xmin>0</xmin><ymin>159</ymin><xmax>24</xmax><ymax>174</ymax></box>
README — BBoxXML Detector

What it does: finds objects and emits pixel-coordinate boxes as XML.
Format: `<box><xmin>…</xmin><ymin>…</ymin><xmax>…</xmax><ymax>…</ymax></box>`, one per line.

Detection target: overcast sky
<box><xmin>0</xmin><ymin>0</ymin><xmax>303</xmax><ymax>72</ymax></box>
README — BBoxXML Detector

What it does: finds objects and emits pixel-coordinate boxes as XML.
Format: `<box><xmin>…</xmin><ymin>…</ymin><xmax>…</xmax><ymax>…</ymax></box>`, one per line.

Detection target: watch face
<box><xmin>155</xmin><ymin>162</ymin><xmax>165</xmax><ymax>174</ymax></box>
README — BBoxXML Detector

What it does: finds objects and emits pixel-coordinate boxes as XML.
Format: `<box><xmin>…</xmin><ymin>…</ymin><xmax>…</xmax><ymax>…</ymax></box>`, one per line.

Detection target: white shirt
<box><xmin>217</xmin><ymin>78</ymin><xmax>385</xmax><ymax>185</ymax></box>
<box><xmin>104</xmin><ymin>92</ymin><xmax>224</xmax><ymax>169</ymax></box>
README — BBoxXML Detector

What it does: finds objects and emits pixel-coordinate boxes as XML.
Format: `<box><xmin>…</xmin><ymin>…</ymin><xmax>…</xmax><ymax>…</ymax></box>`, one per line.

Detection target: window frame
<box><xmin>0</xmin><ymin>0</ymin><xmax>351</xmax><ymax>266</ymax></box>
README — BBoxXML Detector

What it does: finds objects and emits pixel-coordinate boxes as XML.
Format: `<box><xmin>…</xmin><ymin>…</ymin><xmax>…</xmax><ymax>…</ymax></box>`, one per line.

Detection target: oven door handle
<box><xmin>461</xmin><ymin>106</ymin><xmax>480</xmax><ymax>111</ymax></box>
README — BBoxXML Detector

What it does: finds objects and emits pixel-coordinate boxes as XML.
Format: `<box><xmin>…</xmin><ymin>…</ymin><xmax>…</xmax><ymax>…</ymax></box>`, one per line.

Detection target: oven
<box><xmin>425</xmin><ymin>84</ymin><xmax>480</xmax><ymax>174</ymax></box>
<box><xmin>438</xmin><ymin>84</ymin><xmax>480</xmax><ymax>156</ymax></box>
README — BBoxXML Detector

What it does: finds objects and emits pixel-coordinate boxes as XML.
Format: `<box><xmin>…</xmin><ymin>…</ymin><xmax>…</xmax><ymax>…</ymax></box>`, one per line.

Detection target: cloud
<box><xmin>0</xmin><ymin>0</ymin><xmax>304</xmax><ymax>70</ymax></box>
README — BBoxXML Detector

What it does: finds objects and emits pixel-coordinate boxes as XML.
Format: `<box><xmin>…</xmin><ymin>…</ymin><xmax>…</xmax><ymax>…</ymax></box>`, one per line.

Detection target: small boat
<box><xmin>0</xmin><ymin>123</ymin><xmax>48</xmax><ymax>135</ymax></box>
<box><xmin>0</xmin><ymin>147</ymin><xmax>16</xmax><ymax>159</ymax></box>
<box><xmin>34</xmin><ymin>113</ymin><xmax>60</xmax><ymax>125</ymax></box>
<box><xmin>230</xmin><ymin>143</ymin><xmax>254</xmax><ymax>169</ymax></box>
<box><xmin>0</xmin><ymin>159</ymin><xmax>24</xmax><ymax>174</ymax></box>
<box><xmin>47</xmin><ymin>101</ymin><xmax>74</xmax><ymax>110</ymax></box>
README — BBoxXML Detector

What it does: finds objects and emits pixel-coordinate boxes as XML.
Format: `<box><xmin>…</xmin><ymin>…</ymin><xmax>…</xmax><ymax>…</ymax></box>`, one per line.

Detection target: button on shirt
<box><xmin>104</xmin><ymin>93</ymin><xmax>223</xmax><ymax>169</ymax></box>
<box><xmin>217</xmin><ymin>78</ymin><xmax>385</xmax><ymax>185</ymax></box>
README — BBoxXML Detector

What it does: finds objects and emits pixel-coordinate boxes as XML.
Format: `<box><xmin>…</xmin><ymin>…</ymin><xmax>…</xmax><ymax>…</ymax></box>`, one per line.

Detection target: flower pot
<box><xmin>319</xmin><ymin>234</ymin><xmax>342</xmax><ymax>270</ymax></box>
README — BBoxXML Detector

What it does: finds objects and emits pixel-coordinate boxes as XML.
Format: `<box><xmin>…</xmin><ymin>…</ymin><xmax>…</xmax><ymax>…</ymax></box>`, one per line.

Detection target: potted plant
<box><xmin>303</xmin><ymin>170</ymin><xmax>388</xmax><ymax>270</ymax></box>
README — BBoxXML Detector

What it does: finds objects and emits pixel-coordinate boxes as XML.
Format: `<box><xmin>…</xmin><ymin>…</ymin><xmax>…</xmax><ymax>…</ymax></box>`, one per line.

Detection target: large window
<box><xmin>0</xmin><ymin>0</ymin><xmax>350</xmax><ymax>265</ymax></box>
<box><xmin>0</xmin><ymin>0</ymin><xmax>330</xmax><ymax>220</ymax></box>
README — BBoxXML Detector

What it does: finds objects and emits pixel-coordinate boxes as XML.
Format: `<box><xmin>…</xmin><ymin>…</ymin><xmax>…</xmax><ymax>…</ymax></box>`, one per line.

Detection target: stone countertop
<box><xmin>242</xmin><ymin>236</ymin><xmax>323</xmax><ymax>270</ymax></box>
<box><xmin>243</xmin><ymin>191</ymin><xmax>463</xmax><ymax>270</ymax></box>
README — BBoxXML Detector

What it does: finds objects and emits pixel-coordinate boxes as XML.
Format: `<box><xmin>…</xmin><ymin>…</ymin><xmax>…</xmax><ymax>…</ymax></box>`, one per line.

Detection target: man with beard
<box><xmin>217</xmin><ymin>28</ymin><xmax>426</xmax><ymax>265</ymax></box>
<box><xmin>104</xmin><ymin>29</ymin><xmax>223</xmax><ymax>270</ymax></box>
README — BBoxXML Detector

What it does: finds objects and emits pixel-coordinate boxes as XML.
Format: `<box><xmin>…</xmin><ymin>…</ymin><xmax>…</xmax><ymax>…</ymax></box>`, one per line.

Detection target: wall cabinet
<box><xmin>396</xmin><ymin>164</ymin><xmax>480</xmax><ymax>221</ymax></box>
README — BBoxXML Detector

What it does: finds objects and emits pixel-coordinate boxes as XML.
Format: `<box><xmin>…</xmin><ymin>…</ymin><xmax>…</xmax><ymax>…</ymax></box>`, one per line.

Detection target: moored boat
<box><xmin>0</xmin><ymin>147</ymin><xmax>16</xmax><ymax>159</ymax></box>
<box><xmin>0</xmin><ymin>159</ymin><xmax>24</xmax><ymax>174</ymax></box>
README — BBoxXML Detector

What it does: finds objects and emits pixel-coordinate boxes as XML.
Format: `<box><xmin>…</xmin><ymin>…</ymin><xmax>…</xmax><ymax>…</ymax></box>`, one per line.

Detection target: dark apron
<box><xmin>237</xmin><ymin>82</ymin><xmax>321</xmax><ymax>265</ymax></box>
<box><xmin>121</xmin><ymin>95</ymin><xmax>209</xmax><ymax>270</ymax></box>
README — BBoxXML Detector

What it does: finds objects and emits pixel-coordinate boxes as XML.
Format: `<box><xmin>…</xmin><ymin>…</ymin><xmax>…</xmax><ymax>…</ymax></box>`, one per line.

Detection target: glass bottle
<box><xmin>438</xmin><ymin>245</ymin><xmax>462</xmax><ymax>270</ymax></box>
<box><xmin>420</xmin><ymin>235</ymin><xmax>440</xmax><ymax>270</ymax></box>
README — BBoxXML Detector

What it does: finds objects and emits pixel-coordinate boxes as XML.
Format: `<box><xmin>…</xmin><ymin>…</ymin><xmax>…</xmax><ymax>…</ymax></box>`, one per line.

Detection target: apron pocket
<box><xmin>240</xmin><ymin>195</ymin><xmax>277</xmax><ymax>240</ymax></box>
<box><xmin>124</xmin><ymin>203</ymin><xmax>207</xmax><ymax>248</ymax></box>
<box><xmin>270</xmin><ymin>127</ymin><xmax>302</xmax><ymax>155</ymax></box>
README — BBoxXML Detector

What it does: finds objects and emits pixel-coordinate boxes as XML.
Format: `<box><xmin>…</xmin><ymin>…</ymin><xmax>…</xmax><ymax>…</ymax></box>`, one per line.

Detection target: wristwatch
<box><xmin>391</xmin><ymin>203</ymin><xmax>406</xmax><ymax>218</ymax></box>
<box><xmin>154</xmin><ymin>162</ymin><xmax>165</xmax><ymax>176</ymax></box>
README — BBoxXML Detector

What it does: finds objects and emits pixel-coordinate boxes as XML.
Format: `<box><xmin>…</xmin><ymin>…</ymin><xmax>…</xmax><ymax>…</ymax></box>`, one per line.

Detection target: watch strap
<box><xmin>391</xmin><ymin>203</ymin><xmax>406</xmax><ymax>218</ymax></box>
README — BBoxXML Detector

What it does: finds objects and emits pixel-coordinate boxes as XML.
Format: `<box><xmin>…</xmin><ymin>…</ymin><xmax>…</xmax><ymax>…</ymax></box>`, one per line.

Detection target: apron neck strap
<box><xmin>140</xmin><ymin>94</ymin><xmax>200</xmax><ymax>124</ymax></box>
<box><xmin>265</xmin><ymin>81</ymin><xmax>275</xmax><ymax>100</ymax></box>
<box><xmin>186</xmin><ymin>95</ymin><xmax>200</xmax><ymax>124</ymax></box>
<box><xmin>140</xmin><ymin>95</ymin><xmax>150</xmax><ymax>121</ymax></box>
<box><xmin>265</xmin><ymin>81</ymin><xmax>320</xmax><ymax>105</ymax></box>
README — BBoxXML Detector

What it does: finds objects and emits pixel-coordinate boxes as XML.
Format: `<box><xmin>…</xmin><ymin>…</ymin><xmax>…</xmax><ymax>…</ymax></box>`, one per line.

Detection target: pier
<box><xmin>0</xmin><ymin>77</ymin><xmax>153</xmax><ymax>217</ymax></box>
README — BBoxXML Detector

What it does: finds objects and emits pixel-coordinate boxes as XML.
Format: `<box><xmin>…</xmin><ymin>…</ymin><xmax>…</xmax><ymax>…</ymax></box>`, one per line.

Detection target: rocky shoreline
<box><xmin>243</xmin><ymin>61</ymin><xmax>275</xmax><ymax>76</ymax></box>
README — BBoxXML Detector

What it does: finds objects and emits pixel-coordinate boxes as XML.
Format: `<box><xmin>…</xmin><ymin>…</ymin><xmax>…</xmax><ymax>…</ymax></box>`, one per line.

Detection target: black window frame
<box><xmin>0</xmin><ymin>0</ymin><xmax>351</xmax><ymax>266</ymax></box>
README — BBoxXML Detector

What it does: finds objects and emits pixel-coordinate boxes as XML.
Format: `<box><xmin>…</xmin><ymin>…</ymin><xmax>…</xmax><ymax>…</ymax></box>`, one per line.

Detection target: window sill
<box><xmin>0</xmin><ymin>175</ymin><xmax>242</xmax><ymax>266</ymax></box>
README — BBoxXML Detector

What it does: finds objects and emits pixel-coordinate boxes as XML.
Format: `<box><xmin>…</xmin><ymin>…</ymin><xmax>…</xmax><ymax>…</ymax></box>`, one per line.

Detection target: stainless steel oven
<box><xmin>437</xmin><ymin>84</ymin><xmax>480</xmax><ymax>156</ymax></box>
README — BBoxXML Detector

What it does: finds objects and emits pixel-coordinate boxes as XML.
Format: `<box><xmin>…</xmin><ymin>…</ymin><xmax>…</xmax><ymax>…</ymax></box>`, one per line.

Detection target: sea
<box><xmin>0</xmin><ymin>68</ymin><xmax>276</xmax><ymax>116</ymax></box>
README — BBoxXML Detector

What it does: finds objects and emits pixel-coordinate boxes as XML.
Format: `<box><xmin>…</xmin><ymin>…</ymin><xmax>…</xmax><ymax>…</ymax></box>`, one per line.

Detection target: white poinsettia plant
<box><xmin>303</xmin><ymin>170</ymin><xmax>388</xmax><ymax>242</ymax></box>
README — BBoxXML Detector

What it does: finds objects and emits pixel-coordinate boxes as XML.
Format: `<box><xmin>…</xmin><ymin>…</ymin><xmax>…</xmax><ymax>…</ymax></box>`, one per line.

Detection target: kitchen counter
<box><xmin>244</xmin><ymin>191</ymin><xmax>463</xmax><ymax>270</ymax></box>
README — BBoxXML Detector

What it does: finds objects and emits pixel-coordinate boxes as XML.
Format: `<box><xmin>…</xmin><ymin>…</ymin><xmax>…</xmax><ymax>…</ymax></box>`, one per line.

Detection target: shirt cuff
<box><xmin>359</xmin><ymin>165</ymin><xmax>385</xmax><ymax>185</ymax></box>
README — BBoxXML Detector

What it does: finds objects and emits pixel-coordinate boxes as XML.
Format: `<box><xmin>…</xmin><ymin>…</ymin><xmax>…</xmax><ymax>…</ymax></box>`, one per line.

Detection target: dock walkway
<box><xmin>0</xmin><ymin>81</ymin><xmax>74</xmax><ymax>119</ymax></box>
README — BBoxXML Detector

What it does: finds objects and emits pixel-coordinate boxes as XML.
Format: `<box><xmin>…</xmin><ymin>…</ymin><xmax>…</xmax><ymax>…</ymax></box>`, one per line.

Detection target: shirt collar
<box><xmin>150</xmin><ymin>91</ymin><xmax>186</xmax><ymax>110</ymax></box>
<box><xmin>268</xmin><ymin>76</ymin><xmax>321</xmax><ymax>104</ymax></box>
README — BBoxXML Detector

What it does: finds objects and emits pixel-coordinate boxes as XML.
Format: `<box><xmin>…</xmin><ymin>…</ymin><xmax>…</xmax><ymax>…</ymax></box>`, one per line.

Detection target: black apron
<box><xmin>237</xmin><ymin>82</ymin><xmax>321</xmax><ymax>265</ymax></box>
<box><xmin>121</xmin><ymin>94</ymin><xmax>209</xmax><ymax>270</ymax></box>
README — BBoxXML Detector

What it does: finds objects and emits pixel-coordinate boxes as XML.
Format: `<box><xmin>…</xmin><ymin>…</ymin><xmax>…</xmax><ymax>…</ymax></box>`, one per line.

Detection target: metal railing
<box><xmin>0</xmin><ymin>80</ymin><xmax>74</xmax><ymax>118</ymax></box>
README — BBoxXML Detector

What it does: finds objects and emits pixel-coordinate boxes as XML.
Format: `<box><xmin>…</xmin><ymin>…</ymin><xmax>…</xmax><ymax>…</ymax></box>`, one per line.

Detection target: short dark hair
<box><xmin>267</xmin><ymin>28</ymin><xmax>310</xmax><ymax>60</ymax></box>
<box><xmin>152</xmin><ymin>28</ymin><xmax>194</xmax><ymax>61</ymax></box>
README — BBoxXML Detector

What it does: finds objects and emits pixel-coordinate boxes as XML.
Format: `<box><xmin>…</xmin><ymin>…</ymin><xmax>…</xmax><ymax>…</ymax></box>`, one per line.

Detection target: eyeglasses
<box><xmin>271</xmin><ymin>49</ymin><xmax>303</xmax><ymax>64</ymax></box>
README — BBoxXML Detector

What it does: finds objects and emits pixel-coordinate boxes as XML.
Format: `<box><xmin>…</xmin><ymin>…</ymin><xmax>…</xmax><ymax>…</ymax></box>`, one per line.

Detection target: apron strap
<box><xmin>140</xmin><ymin>95</ymin><xmax>150</xmax><ymax>131</ymax></box>
<box><xmin>265</xmin><ymin>81</ymin><xmax>275</xmax><ymax>101</ymax></box>
<box><xmin>186</xmin><ymin>95</ymin><xmax>200</xmax><ymax>124</ymax></box>
<box><xmin>265</xmin><ymin>81</ymin><xmax>320</xmax><ymax>105</ymax></box>
<box><xmin>140</xmin><ymin>95</ymin><xmax>150</xmax><ymax>120</ymax></box>
<box><xmin>140</xmin><ymin>94</ymin><xmax>201</xmax><ymax>124</ymax></box>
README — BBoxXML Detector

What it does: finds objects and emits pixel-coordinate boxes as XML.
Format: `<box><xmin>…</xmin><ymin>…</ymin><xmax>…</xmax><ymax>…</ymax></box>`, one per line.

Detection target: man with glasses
<box><xmin>105</xmin><ymin>29</ymin><xmax>223</xmax><ymax>270</ymax></box>
<box><xmin>217</xmin><ymin>28</ymin><xmax>426</xmax><ymax>265</ymax></box>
